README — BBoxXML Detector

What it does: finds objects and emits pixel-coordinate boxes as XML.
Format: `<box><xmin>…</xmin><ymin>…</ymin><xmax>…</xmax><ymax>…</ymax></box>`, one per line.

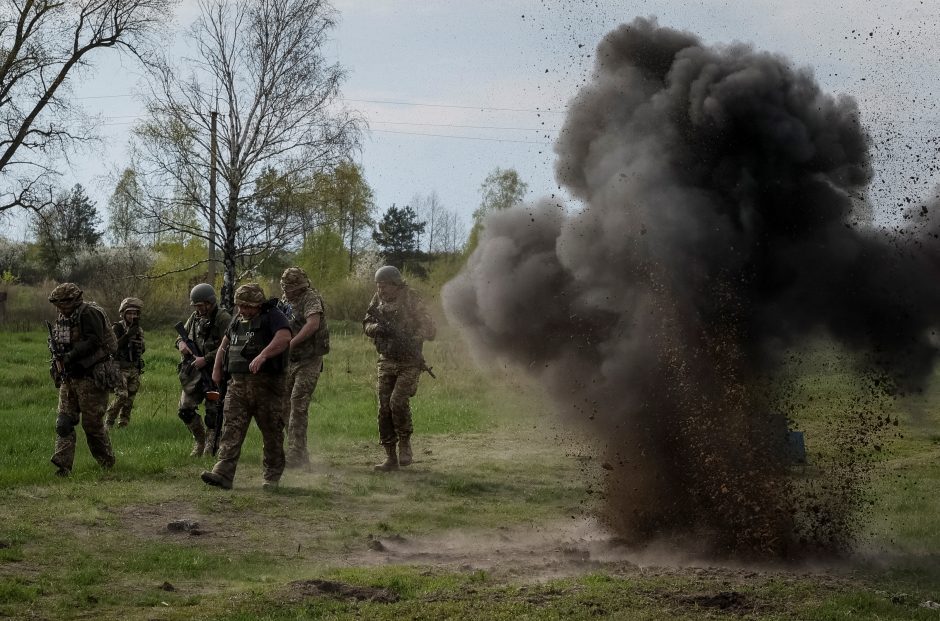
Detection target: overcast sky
<box><xmin>7</xmin><ymin>0</ymin><xmax>938</xmax><ymax>239</ymax></box>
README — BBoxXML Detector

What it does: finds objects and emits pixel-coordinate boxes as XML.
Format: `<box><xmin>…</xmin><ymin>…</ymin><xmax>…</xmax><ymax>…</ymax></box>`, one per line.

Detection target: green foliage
<box><xmin>107</xmin><ymin>168</ymin><xmax>142</xmax><ymax>247</ymax></box>
<box><xmin>465</xmin><ymin>167</ymin><xmax>528</xmax><ymax>256</ymax></box>
<box><xmin>373</xmin><ymin>204</ymin><xmax>426</xmax><ymax>271</ymax></box>
<box><xmin>31</xmin><ymin>184</ymin><xmax>103</xmax><ymax>278</ymax></box>
<box><xmin>297</xmin><ymin>229</ymin><xmax>348</xmax><ymax>289</ymax></box>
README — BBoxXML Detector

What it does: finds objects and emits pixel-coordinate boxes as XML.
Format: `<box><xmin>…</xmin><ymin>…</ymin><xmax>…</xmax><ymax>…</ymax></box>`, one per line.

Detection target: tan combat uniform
<box><xmin>363</xmin><ymin>289</ymin><xmax>436</xmax><ymax>453</ymax></box>
<box><xmin>106</xmin><ymin>315</ymin><xmax>145</xmax><ymax>427</ymax></box>
<box><xmin>50</xmin><ymin>302</ymin><xmax>117</xmax><ymax>474</ymax></box>
<box><xmin>282</xmin><ymin>287</ymin><xmax>327</xmax><ymax>467</ymax></box>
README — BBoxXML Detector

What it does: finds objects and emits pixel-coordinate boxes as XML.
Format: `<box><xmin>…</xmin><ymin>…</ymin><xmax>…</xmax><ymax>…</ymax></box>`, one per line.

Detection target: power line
<box><xmin>370</xmin><ymin>128</ymin><xmax>551</xmax><ymax>145</ymax></box>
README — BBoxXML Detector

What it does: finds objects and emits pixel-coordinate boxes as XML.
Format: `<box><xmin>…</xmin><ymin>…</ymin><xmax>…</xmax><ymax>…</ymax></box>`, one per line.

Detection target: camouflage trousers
<box><xmin>283</xmin><ymin>356</ymin><xmax>323</xmax><ymax>465</ymax></box>
<box><xmin>376</xmin><ymin>360</ymin><xmax>422</xmax><ymax>446</ymax></box>
<box><xmin>208</xmin><ymin>374</ymin><xmax>286</xmax><ymax>485</ymax></box>
<box><xmin>52</xmin><ymin>376</ymin><xmax>115</xmax><ymax>471</ymax></box>
<box><xmin>106</xmin><ymin>367</ymin><xmax>141</xmax><ymax>426</ymax></box>
<box><xmin>178</xmin><ymin>365</ymin><xmax>223</xmax><ymax>430</ymax></box>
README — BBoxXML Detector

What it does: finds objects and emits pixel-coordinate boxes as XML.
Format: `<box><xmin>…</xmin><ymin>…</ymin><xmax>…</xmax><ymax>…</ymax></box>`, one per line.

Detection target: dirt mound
<box><xmin>287</xmin><ymin>579</ymin><xmax>399</xmax><ymax>603</ymax></box>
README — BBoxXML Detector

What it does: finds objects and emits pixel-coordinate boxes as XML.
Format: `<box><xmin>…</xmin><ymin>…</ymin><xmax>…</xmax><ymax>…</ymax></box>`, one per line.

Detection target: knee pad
<box><xmin>55</xmin><ymin>414</ymin><xmax>76</xmax><ymax>438</ymax></box>
<box><xmin>177</xmin><ymin>408</ymin><xmax>198</xmax><ymax>424</ymax></box>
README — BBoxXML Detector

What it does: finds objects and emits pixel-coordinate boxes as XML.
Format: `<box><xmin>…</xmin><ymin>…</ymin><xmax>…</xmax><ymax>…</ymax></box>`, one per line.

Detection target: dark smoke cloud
<box><xmin>443</xmin><ymin>17</ymin><xmax>940</xmax><ymax>559</ymax></box>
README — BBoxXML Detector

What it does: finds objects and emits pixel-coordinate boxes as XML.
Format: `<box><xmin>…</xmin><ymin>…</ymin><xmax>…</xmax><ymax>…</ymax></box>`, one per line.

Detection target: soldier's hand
<box><xmin>249</xmin><ymin>354</ymin><xmax>266</xmax><ymax>374</ymax></box>
<box><xmin>178</xmin><ymin>341</ymin><xmax>192</xmax><ymax>356</ymax></box>
<box><xmin>193</xmin><ymin>356</ymin><xmax>207</xmax><ymax>369</ymax></box>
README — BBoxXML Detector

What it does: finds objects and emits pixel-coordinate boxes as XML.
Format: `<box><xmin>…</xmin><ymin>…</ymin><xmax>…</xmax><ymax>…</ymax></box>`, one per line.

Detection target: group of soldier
<box><xmin>45</xmin><ymin>265</ymin><xmax>436</xmax><ymax>490</ymax></box>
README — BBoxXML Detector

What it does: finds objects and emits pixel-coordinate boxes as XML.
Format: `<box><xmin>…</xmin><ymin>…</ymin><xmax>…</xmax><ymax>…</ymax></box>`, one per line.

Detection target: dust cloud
<box><xmin>443</xmin><ymin>17</ymin><xmax>940</xmax><ymax>560</ymax></box>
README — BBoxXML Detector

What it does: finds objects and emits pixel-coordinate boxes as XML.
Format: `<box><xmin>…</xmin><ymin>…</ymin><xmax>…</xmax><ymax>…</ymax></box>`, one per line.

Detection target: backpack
<box><xmin>82</xmin><ymin>301</ymin><xmax>119</xmax><ymax>357</ymax></box>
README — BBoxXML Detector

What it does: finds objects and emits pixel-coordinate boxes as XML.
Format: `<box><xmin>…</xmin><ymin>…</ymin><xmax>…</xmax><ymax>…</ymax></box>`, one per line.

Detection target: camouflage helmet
<box><xmin>118</xmin><ymin>297</ymin><xmax>144</xmax><ymax>315</ymax></box>
<box><xmin>48</xmin><ymin>282</ymin><xmax>83</xmax><ymax>304</ymax></box>
<box><xmin>280</xmin><ymin>267</ymin><xmax>310</xmax><ymax>293</ymax></box>
<box><xmin>189</xmin><ymin>283</ymin><xmax>217</xmax><ymax>305</ymax></box>
<box><xmin>374</xmin><ymin>265</ymin><xmax>404</xmax><ymax>286</ymax></box>
<box><xmin>234</xmin><ymin>283</ymin><xmax>266</xmax><ymax>306</ymax></box>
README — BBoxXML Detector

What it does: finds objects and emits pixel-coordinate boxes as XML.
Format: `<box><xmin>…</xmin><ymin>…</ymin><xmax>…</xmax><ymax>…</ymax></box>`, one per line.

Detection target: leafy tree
<box><xmin>296</xmin><ymin>228</ymin><xmax>347</xmax><ymax>289</ymax></box>
<box><xmin>466</xmin><ymin>167</ymin><xmax>528</xmax><ymax>253</ymax></box>
<box><xmin>31</xmin><ymin>184</ymin><xmax>102</xmax><ymax>275</ymax></box>
<box><xmin>0</xmin><ymin>0</ymin><xmax>174</xmax><ymax>213</ymax></box>
<box><xmin>107</xmin><ymin>168</ymin><xmax>143</xmax><ymax>247</ymax></box>
<box><xmin>372</xmin><ymin>204</ymin><xmax>426</xmax><ymax>270</ymax></box>
<box><xmin>133</xmin><ymin>0</ymin><xmax>361</xmax><ymax>309</ymax></box>
<box><xmin>313</xmin><ymin>161</ymin><xmax>375</xmax><ymax>272</ymax></box>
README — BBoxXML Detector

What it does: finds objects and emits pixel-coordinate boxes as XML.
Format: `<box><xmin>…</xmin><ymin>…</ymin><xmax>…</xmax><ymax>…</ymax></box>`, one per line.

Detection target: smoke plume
<box><xmin>443</xmin><ymin>17</ymin><xmax>940</xmax><ymax>559</ymax></box>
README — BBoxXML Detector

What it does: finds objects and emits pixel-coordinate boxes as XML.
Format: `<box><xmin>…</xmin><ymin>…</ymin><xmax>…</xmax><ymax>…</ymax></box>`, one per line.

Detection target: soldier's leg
<box><xmin>51</xmin><ymin>382</ymin><xmax>81</xmax><ymax>474</ymax></box>
<box><xmin>178</xmin><ymin>383</ymin><xmax>206</xmax><ymax>456</ymax></box>
<box><xmin>75</xmin><ymin>377</ymin><xmax>115</xmax><ymax>469</ymax></box>
<box><xmin>118</xmin><ymin>369</ymin><xmax>141</xmax><ymax>426</ymax></box>
<box><xmin>105</xmin><ymin>375</ymin><xmax>129</xmax><ymax>427</ymax></box>
<box><xmin>389</xmin><ymin>366</ymin><xmax>421</xmax><ymax>467</ymax></box>
<box><xmin>202</xmin><ymin>398</ymin><xmax>223</xmax><ymax>457</ymax></box>
<box><xmin>374</xmin><ymin>363</ymin><xmax>399</xmax><ymax>471</ymax></box>
<box><xmin>256</xmin><ymin>378</ymin><xmax>287</xmax><ymax>487</ymax></box>
<box><xmin>206</xmin><ymin>380</ymin><xmax>251</xmax><ymax>486</ymax></box>
<box><xmin>285</xmin><ymin>357</ymin><xmax>322</xmax><ymax>467</ymax></box>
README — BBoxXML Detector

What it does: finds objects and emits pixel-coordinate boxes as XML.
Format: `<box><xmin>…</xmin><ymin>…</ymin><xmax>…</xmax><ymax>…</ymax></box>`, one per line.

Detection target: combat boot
<box><xmin>398</xmin><ymin>435</ymin><xmax>413</xmax><ymax>467</ymax></box>
<box><xmin>373</xmin><ymin>444</ymin><xmax>399</xmax><ymax>472</ymax></box>
<box><xmin>187</xmin><ymin>418</ymin><xmax>207</xmax><ymax>457</ymax></box>
<box><xmin>200</xmin><ymin>470</ymin><xmax>233</xmax><ymax>490</ymax></box>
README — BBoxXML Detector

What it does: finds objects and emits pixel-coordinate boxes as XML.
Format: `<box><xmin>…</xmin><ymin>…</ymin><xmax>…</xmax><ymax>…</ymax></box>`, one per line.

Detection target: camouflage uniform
<box><xmin>202</xmin><ymin>284</ymin><xmax>290</xmax><ymax>490</ymax></box>
<box><xmin>280</xmin><ymin>267</ymin><xmax>329</xmax><ymax>468</ymax></box>
<box><xmin>176</xmin><ymin>301</ymin><xmax>231</xmax><ymax>456</ymax></box>
<box><xmin>105</xmin><ymin>297</ymin><xmax>145</xmax><ymax>427</ymax></box>
<box><xmin>48</xmin><ymin>283</ymin><xmax>116</xmax><ymax>476</ymax></box>
<box><xmin>363</xmin><ymin>279</ymin><xmax>436</xmax><ymax>469</ymax></box>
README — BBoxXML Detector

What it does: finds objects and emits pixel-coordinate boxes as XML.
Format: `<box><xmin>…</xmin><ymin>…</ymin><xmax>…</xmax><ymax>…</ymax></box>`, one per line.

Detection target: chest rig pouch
<box><xmin>227</xmin><ymin>311</ymin><xmax>286</xmax><ymax>375</ymax></box>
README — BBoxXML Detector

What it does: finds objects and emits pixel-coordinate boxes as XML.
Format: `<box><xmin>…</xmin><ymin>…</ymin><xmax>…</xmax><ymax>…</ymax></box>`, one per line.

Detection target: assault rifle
<box><xmin>175</xmin><ymin>320</ymin><xmax>224</xmax><ymax>455</ymax></box>
<box><xmin>44</xmin><ymin>320</ymin><xmax>68</xmax><ymax>387</ymax></box>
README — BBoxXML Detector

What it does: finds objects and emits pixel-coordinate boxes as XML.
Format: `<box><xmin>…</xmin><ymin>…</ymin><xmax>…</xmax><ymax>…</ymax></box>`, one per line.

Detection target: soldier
<box><xmin>176</xmin><ymin>283</ymin><xmax>231</xmax><ymax>457</ymax></box>
<box><xmin>47</xmin><ymin>283</ymin><xmax>117</xmax><ymax>476</ymax></box>
<box><xmin>279</xmin><ymin>267</ymin><xmax>330</xmax><ymax>469</ymax></box>
<box><xmin>105</xmin><ymin>297</ymin><xmax>145</xmax><ymax>428</ymax></box>
<box><xmin>362</xmin><ymin>266</ymin><xmax>436</xmax><ymax>472</ymax></box>
<box><xmin>202</xmin><ymin>283</ymin><xmax>291</xmax><ymax>491</ymax></box>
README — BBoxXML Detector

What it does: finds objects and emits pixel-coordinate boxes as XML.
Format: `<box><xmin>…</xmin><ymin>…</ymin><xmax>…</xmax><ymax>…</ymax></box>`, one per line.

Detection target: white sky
<box><xmin>8</xmin><ymin>0</ymin><xmax>939</xmax><ymax>239</ymax></box>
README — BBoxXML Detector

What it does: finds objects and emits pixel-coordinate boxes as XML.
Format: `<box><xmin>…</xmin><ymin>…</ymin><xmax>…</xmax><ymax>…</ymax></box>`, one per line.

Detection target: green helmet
<box><xmin>234</xmin><ymin>283</ymin><xmax>266</xmax><ymax>306</ymax></box>
<box><xmin>48</xmin><ymin>283</ymin><xmax>83</xmax><ymax>304</ymax></box>
<box><xmin>119</xmin><ymin>297</ymin><xmax>144</xmax><ymax>315</ymax></box>
<box><xmin>374</xmin><ymin>265</ymin><xmax>404</xmax><ymax>286</ymax></box>
<box><xmin>189</xmin><ymin>283</ymin><xmax>217</xmax><ymax>305</ymax></box>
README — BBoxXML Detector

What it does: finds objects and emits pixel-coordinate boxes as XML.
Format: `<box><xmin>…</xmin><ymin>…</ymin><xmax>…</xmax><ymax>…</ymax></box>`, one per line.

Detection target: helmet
<box><xmin>119</xmin><ymin>297</ymin><xmax>144</xmax><ymax>315</ymax></box>
<box><xmin>280</xmin><ymin>267</ymin><xmax>310</xmax><ymax>293</ymax></box>
<box><xmin>189</xmin><ymin>283</ymin><xmax>217</xmax><ymax>305</ymax></box>
<box><xmin>48</xmin><ymin>283</ymin><xmax>83</xmax><ymax>304</ymax></box>
<box><xmin>234</xmin><ymin>283</ymin><xmax>266</xmax><ymax>306</ymax></box>
<box><xmin>374</xmin><ymin>265</ymin><xmax>404</xmax><ymax>286</ymax></box>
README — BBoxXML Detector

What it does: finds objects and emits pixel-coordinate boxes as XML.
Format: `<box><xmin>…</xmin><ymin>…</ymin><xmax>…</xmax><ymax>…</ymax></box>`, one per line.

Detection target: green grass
<box><xmin>0</xmin><ymin>329</ymin><xmax>938</xmax><ymax>619</ymax></box>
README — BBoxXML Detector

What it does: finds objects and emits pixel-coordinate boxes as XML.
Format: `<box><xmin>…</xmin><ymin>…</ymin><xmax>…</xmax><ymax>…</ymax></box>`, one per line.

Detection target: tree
<box><xmin>466</xmin><ymin>167</ymin><xmax>528</xmax><ymax>253</ymax></box>
<box><xmin>0</xmin><ymin>0</ymin><xmax>174</xmax><ymax>213</ymax></box>
<box><xmin>31</xmin><ymin>184</ymin><xmax>102</xmax><ymax>275</ymax></box>
<box><xmin>372</xmin><ymin>204</ymin><xmax>425</xmax><ymax>271</ymax></box>
<box><xmin>315</xmin><ymin>161</ymin><xmax>375</xmax><ymax>272</ymax></box>
<box><xmin>107</xmin><ymin>168</ymin><xmax>143</xmax><ymax>246</ymax></box>
<box><xmin>133</xmin><ymin>0</ymin><xmax>361</xmax><ymax>308</ymax></box>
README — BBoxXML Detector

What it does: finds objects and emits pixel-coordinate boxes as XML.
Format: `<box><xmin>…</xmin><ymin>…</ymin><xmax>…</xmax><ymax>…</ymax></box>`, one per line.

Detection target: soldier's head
<box><xmin>280</xmin><ymin>267</ymin><xmax>310</xmax><ymax>301</ymax></box>
<box><xmin>189</xmin><ymin>283</ymin><xmax>217</xmax><ymax>316</ymax></box>
<box><xmin>48</xmin><ymin>283</ymin><xmax>83</xmax><ymax>316</ymax></box>
<box><xmin>374</xmin><ymin>265</ymin><xmax>405</xmax><ymax>302</ymax></box>
<box><xmin>234</xmin><ymin>283</ymin><xmax>265</xmax><ymax>319</ymax></box>
<box><xmin>119</xmin><ymin>297</ymin><xmax>143</xmax><ymax>324</ymax></box>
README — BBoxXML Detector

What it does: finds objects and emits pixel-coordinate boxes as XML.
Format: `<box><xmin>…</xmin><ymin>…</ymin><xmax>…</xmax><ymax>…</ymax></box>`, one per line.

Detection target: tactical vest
<box><xmin>226</xmin><ymin>310</ymin><xmax>287</xmax><ymax>375</ymax></box>
<box><xmin>55</xmin><ymin>303</ymin><xmax>114</xmax><ymax>371</ymax></box>
<box><xmin>114</xmin><ymin>321</ymin><xmax>144</xmax><ymax>369</ymax></box>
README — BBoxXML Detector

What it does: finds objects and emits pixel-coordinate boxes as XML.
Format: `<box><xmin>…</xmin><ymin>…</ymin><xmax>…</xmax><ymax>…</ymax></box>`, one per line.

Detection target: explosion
<box><xmin>443</xmin><ymin>17</ymin><xmax>940</xmax><ymax>560</ymax></box>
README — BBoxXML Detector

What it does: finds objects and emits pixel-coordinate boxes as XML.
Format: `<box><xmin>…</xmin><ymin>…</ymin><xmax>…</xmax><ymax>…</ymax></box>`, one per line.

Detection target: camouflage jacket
<box><xmin>113</xmin><ymin>320</ymin><xmax>146</xmax><ymax>370</ymax></box>
<box><xmin>176</xmin><ymin>305</ymin><xmax>232</xmax><ymax>367</ymax></box>
<box><xmin>362</xmin><ymin>288</ymin><xmax>435</xmax><ymax>363</ymax></box>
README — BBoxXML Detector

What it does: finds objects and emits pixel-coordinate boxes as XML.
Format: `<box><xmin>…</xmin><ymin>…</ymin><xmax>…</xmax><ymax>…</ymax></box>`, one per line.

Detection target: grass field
<box><xmin>0</xmin><ymin>323</ymin><xmax>939</xmax><ymax>620</ymax></box>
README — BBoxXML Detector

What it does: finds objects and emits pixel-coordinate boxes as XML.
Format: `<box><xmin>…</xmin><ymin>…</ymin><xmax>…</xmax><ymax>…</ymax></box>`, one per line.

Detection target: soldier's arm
<box><xmin>413</xmin><ymin>295</ymin><xmax>436</xmax><ymax>342</ymax></box>
<box><xmin>211</xmin><ymin>334</ymin><xmax>229</xmax><ymax>386</ymax></box>
<box><xmin>177</xmin><ymin>313</ymin><xmax>195</xmax><ymax>355</ymax></box>
<box><xmin>362</xmin><ymin>294</ymin><xmax>383</xmax><ymax>338</ymax></box>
